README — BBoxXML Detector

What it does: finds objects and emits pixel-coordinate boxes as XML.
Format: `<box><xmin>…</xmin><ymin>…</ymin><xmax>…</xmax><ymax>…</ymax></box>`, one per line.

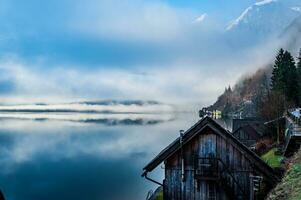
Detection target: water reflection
<box><xmin>0</xmin><ymin>112</ymin><xmax>199</xmax><ymax>200</ymax></box>
<box><xmin>0</xmin><ymin>113</ymin><xmax>175</xmax><ymax>126</ymax></box>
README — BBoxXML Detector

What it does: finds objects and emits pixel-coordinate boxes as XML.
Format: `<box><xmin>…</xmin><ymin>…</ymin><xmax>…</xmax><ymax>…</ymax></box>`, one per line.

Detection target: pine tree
<box><xmin>283</xmin><ymin>50</ymin><xmax>299</xmax><ymax>106</ymax></box>
<box><xmin>271</xmin><ymin>49</ymin><xmax>285</xmax><ymax>92</ymax></box>
<box><xmin>270</xmin><ymin>49</ymin><xmax>299</xmax><ymax>106</ymax></box>
<box><xmin>298</xmin><ymin>49</ymin><xmax>301</xmax><ymax>73</ymax></box>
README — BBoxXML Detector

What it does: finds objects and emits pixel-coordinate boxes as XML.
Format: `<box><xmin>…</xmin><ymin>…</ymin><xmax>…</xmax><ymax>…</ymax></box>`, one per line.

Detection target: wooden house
<box><xmin>142</xmin><ymin>117</ymin><xmax>279</xmax><ymax>200</ymax></box>
<box><xmin>232</xmin><ymin>124</ymin><xmax>262</xmax><ymax>147</ymax></box>
<box><xmin>232</xmin><ymin>119</ymin><xmax>265</xmax><ymax>147</ymax></box>
<box><xmin>232</xmin><ymin>118</ymin><xmax>263</xmax><ymax>133</ymax></box>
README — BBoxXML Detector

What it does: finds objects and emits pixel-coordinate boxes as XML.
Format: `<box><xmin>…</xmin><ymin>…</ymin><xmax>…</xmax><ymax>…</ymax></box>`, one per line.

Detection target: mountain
<box><xmin>281</xmin><ymin>16</ymin><xmax>301</xmax><ymax>53</ymax></box>
<box><xmin>204</xmin><ymin>67</ymin><xmax>272</xmax><ymax>118</ymax></box>
<box><xmin>226</xmin><ymin>0</ymin><xmax>301</xmax><ymax>45</ymax></box>
<box><xmin>204</xmin><ymin>16</ymin><xmax>301</xmax><ymax>117</ymax></box>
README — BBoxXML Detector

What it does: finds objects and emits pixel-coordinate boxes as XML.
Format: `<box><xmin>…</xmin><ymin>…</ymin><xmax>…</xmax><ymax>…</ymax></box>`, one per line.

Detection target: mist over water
<box><xmin>0</xmin><ymin>112</ymin><xmax>200</xmax><ymax>200</ymax></box>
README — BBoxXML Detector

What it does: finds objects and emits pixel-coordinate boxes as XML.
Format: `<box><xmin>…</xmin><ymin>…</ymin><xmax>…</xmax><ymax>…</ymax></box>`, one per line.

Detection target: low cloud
<box><xmin>0</xmin><ymin>59</ymin><xmax>241</xmax><ymax>109</ymax></box>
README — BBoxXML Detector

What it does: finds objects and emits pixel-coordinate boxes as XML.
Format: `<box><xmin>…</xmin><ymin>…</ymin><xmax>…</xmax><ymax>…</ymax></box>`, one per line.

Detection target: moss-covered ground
<box><xmin>261</xmin><ymin>148</ymin><xmax>283</xmax><ymax>168</ymax></box>
<box><xmin>154</xmin><ymin>189</ymin><xmax>163</xmax><ymax>200</ymax></box>
<box><xmin>266</xmin><ymin>149</ymin><xmax>301</xmax><ymax>200</ymax></box>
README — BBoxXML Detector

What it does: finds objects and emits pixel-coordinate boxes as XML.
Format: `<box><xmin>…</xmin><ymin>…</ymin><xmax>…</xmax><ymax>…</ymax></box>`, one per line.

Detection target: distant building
<box><xmin>142</xmin><ymin>117</ymin><xmax>279</xmax><ymax>200</ymax></box>
<box><xmin>232</xmin><ymin>118</ymin><xmax>263</xmax><ymax>133</ymax></box>
<box><xmin>231</xmin><ymin>119</ymin><xmax>265</xmax><ymax>147</ymax></box>
<box><xmin>232</xmin><ymin>124</ymin><xmax>262</xmax><ymax>147</ymax></box>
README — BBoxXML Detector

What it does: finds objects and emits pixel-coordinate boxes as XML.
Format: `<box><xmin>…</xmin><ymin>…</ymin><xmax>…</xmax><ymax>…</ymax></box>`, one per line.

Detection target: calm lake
<box><xmin>0</xmin><ymin>112</ymin><xmax>209</xmax><ymax>200</ymax></box>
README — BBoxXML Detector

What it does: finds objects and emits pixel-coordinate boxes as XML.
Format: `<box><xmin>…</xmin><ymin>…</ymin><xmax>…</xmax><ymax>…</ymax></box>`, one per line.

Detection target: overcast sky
<box><xmin>0</xmin><ymin>0</ymin><xmax>298</xmax><ymax>108</ymax></box>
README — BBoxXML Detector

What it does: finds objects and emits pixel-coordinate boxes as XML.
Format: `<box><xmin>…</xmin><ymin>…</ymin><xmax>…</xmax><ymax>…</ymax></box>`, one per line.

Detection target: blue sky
<box><xmin>0</xmin><ymin>0</ymin><xmax>299</xmax><ymax>107</ymax></box>
<box><xmin>0</xmin><ymin>0</ymin><xmax>258</xmax><ymax>67</ymax></box>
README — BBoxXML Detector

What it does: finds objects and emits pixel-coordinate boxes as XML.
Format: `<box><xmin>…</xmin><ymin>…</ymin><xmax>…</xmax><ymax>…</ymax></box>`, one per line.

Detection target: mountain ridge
<box><xmin>225</xmin><ymin>0</ymin><xmax>301</xmax><ymax>48</ymax></box>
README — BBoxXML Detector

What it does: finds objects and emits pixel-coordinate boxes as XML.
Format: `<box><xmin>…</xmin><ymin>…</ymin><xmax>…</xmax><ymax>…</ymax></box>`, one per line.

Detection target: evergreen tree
<box><xmin>298</xmin><ymin>49</ymin><xmax>301</xmax><ymax>73</ymax></box>
<box><xmin>271</xmin><ymin>48</ymin><xmax>285</xmax><ymax>92</ymax></box>
<box><xmin>270</xmin><ymin>49</ymin><xmax>299</xmax><ymax>106</ymax></box>
<box><xmin>283</xmin><ymin>50</ymin><xmax>299</xmax><ymax>106</ymax></box>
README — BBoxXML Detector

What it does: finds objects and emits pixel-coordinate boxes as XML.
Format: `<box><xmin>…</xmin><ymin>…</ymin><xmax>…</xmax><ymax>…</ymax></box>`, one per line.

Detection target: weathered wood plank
<box><xmin>163</xmin><ymin>124</ymin><xmax>274</xmax><ymax>200</ymax></box>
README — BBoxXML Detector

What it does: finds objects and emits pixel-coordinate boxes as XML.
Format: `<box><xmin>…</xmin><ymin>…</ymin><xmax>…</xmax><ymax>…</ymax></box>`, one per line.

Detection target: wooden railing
<box><xmin>283</xmin><ymin>109</ymin><xmax>301</xmax><ymax>156</ymax></box>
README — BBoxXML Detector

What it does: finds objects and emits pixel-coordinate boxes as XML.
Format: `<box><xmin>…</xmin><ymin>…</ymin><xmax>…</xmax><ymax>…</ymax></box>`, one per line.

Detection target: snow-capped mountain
<box><xmin>281</xmin><ymin>15</ymin><xmax>301</xmax><ymax>53</ymax></box>
<box><xmin>226</xmin><ymin>0</ymin><xmax>301</xmax><ymax>43</ymax></box>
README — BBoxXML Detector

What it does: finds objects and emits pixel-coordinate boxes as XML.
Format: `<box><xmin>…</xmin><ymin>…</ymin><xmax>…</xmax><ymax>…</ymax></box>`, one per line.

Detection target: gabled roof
<box><xmin>232</xmin><ymin>118</ymin><xmax>260</xmax><ymax>131</ymax></box>
<box><xmin>233</xmin><ymin>124</ymin><xmax>262</xmax><ymax>139</ymax></box>
<box><xmin>143</xmin><ymin>116</ymin><xmax>279</xmax><ymax>184</ymax></box>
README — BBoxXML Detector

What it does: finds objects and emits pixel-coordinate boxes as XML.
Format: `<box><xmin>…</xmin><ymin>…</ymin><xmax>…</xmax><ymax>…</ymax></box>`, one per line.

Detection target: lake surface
<box><xmin>0</xmin><ymin>112</ymin><xmax>207</xmax><ymax>200</ymax></box>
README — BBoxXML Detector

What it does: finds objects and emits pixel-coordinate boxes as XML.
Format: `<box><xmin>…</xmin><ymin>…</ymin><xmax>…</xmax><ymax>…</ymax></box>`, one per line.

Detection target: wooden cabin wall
<box><xmin>164</xmin><ymin>127</ymin><xmax>259</xmax><ymax>200</ymax></box>
<box><xmin>233</xmin><ymin>129</ymin><xmax>257</xmax><ymax>147</ymax></box>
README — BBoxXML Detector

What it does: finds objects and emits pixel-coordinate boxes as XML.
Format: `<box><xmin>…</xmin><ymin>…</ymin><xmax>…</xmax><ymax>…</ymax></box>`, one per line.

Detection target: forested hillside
<box><xmin>205</xmin><ymin>48</ymin><xmax>301</xmax><ymax>120</ymax></box>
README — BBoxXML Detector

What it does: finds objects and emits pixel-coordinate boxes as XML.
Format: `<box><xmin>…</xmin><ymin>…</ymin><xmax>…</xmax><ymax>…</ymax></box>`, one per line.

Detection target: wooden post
<box><xmin>180</xmin><ymin>130</ymin><xmax>185</xmax><ymax>200</ymax></box>
<box><xmin>249</xmin><ymin>174</ymin><xmax>254</xmax><ymax>200</ymax></box>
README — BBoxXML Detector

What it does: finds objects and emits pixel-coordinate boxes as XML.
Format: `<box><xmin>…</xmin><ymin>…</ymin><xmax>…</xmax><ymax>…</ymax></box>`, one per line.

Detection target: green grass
<box><xmin>261</xmin><ymin>148</ymin><xmax>283</xmax><ymax>168</ymax></box>
<box><xmin>267</xmin><ymin>163</ymin><xmax>301</xmax><ymax>200</ymax></box>
<box><xmin>266</xmin><ymin>149</ymin><xmax>301</xmax><ymax>200</ymax></box>
<box><xmin>154</xmin><ymin>190</ymin><xmax>163</xmax><ymax>200</ymax></box>
<box><xmin>286</xmin><ymin>164</ymin><xmax>301</xmax><ymax>200</ymax></box>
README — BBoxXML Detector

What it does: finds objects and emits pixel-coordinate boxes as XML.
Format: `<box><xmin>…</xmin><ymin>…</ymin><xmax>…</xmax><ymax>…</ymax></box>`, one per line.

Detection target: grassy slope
<box><xmin>154</xmin><ymin>190</ymin><xmax>163</xmax><ymax>200</ymax></box>
<box><xmin>152</xmin><ymin>187</ymin><xmax>163</xmax><ymax>200</ymax></box>
<box><xmin>261</xmin><ymin>148</ymin><xmax>283</xmax><ymax>168</ymax></box>
<box><xmin>266</xmin><ymin>149</ymin><xmax>301</xmax><ymax>200</ymax></box>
